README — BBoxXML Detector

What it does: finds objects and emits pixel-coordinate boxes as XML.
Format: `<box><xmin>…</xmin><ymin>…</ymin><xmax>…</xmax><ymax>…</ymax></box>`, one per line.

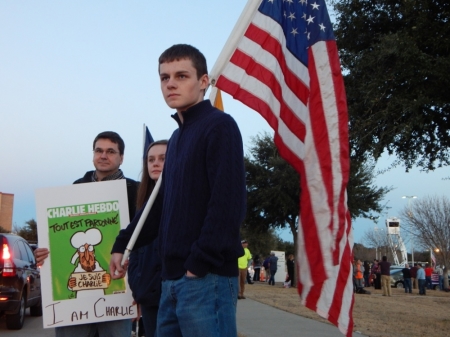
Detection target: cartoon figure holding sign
<box><xmin>68</xmin><ymin>228</ymin><xmax>111</xmax><ymax>297</ymax></box>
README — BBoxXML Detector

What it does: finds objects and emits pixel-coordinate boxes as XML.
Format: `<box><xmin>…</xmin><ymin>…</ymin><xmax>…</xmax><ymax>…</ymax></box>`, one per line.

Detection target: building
<box><xmin>0</xmin><ymin>192</ymin><xmax>14</xmax><ymax>232</ymax></box>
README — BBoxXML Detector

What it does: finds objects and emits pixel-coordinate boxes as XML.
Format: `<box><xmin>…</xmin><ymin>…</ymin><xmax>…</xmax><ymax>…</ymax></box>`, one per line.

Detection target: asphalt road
<box><xmin>0</xmin><ymin>309</ymin><xmax>55</xmax><ymax>337</ymax></box>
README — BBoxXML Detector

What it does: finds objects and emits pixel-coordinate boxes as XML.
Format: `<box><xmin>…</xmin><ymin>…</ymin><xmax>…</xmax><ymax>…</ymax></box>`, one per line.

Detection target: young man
<box><xmin>110</xmin><ymin>44</ymin><xmax>246</xmax><ymax>337</ymax></box>
<box><xmin>35</xmin><ymin>131</ymin><xmax>139</xmax><ymax>337</ymax></box>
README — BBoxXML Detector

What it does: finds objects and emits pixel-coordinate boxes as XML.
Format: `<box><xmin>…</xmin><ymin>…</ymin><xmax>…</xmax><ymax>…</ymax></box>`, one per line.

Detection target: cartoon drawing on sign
<box><xmin>68</xmin><ymin>228</ymin><xmax>111</xmax><ymax>298</ymax></box>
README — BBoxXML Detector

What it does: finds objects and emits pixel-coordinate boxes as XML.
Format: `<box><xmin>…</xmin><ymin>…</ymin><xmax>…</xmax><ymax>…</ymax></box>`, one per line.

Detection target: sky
<box><xmin>0</xmin><ymin>1</ymin><xmax>448</xmax><ymax>247</ymax></box>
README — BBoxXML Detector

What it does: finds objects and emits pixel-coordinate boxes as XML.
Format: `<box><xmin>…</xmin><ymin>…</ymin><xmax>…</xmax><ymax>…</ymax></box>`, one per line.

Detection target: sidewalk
<box><xmin>237</xmin><ymin>298</ymin><xmax>365</xmax><ymax>337</ymax></box>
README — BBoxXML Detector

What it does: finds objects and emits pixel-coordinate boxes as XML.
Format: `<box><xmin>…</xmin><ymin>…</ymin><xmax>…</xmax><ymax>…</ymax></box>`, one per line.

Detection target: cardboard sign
<box><xmin>35</xmin><ymin>180</ymin><xmax>136</xmax><ymax>328</ymax></box>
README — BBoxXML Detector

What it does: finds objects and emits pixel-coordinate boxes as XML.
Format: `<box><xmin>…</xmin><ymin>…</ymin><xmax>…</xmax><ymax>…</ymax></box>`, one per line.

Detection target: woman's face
<box><xmin>147</xmin><ymin>144</ymin><xmax>167</xmax><ymax>181</ymax></box>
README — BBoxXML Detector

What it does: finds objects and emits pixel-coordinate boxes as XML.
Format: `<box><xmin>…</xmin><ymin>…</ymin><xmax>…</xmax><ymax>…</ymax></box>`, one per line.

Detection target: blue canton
<box><xmin>258</xmin><ymin>0</ymin><xmax>335</xmax><ymax>65</ymax></box>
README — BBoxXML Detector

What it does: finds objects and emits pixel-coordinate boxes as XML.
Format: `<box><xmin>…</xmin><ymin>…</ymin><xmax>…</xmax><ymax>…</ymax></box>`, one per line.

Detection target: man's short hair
<box><xmin>159</xmin><ymin>44</ymin><xmax>208</xmax><ymax>79</ymax></box>
<box><xmin>93</xmin><ymin>131</ymin><xmax>125</xmax><ymax>155</ymax></box>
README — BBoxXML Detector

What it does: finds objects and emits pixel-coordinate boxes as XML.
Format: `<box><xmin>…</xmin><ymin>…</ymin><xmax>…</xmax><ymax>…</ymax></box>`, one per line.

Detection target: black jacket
<box><xmin>73</xmin><ymin>170</ymin><xmax>139</xmax><ymax>220</ymax></box>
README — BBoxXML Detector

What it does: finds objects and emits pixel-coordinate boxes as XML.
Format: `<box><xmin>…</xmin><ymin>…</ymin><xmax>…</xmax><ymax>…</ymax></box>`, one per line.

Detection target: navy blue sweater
<box><xmin>112</xmin><ymin>100</ymin><xmax>246</xmax><ymax>280</ymax></box>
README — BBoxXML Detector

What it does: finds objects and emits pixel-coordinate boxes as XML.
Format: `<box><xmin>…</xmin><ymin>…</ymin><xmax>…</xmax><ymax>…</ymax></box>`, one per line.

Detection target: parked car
<box><xmin>390</xmin><ymin>268</ymin><xmax>405</xmax><ymax>288</ymax></box>
<box><xmin>0</xmin><ymin>233</ymin><xmax>42</xmax><ymax>329</ymax></box>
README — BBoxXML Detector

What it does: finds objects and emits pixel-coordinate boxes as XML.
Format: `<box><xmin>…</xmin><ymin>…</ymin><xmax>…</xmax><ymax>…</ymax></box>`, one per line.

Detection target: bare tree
<box><xmin>363</xmin><ymin>228</ymin><xmax>391</xmax><ymax>261</ymax></box>
<box><xmin>400</xmin><ymin>195</ymin><xmax>450</xmax><ymax>289</ymax></box>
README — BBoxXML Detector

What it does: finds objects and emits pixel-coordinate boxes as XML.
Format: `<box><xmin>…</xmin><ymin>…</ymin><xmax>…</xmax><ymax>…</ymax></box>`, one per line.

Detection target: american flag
<box><xmin>209</xmin><ymin>0</ymin><xmax>354</xmax><ymax>335</ymax></box>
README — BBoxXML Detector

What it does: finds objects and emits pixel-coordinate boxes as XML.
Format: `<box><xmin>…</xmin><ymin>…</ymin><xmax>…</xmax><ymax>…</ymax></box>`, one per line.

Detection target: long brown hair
<box><xmin>136</xmin><ymin>140</ymin><xmax>168</xmax><ymax>209</ymax></box>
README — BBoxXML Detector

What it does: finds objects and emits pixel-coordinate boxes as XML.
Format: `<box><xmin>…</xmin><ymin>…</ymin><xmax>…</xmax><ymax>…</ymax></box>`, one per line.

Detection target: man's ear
<box><xmin>199</xmin><ymin>74</ymin><xmax>209</xmax><ymax>95</ymax></box>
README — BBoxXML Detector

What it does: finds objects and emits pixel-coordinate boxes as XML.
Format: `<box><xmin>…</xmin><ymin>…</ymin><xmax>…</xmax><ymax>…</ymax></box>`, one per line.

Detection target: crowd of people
<box><xmin>353</xmin><ymin>256</ymin><xmax>447</xmax><ymax>297</ymax></box>
<box><xmin>236</xmin><ymin>240</ymin><xmax>296</xmax><ymax>300</ymax></box>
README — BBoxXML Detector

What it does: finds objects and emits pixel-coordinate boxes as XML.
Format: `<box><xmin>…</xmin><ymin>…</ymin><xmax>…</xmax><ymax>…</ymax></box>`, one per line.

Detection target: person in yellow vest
<box><xmin>238</xmin><ymin>240</ymin><xmax>252</xmax><ymax>299</ymax></box>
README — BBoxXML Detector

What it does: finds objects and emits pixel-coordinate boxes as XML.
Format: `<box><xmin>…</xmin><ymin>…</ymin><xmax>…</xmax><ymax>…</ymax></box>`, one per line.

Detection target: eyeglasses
<box><xmin>93</xmin><ymin>148</ymin><xmax>119</xmax><ymax>156</ymax></box>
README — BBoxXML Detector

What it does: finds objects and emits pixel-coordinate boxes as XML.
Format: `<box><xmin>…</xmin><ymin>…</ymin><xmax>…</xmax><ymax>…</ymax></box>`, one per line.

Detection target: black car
<box><xmin>0</xmin><ymin>233</ymin><xmax>42</xmax><ymax>329</ymax></box>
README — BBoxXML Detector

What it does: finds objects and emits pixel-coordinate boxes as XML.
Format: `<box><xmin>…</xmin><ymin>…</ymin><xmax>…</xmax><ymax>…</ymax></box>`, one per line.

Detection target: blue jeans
<box><xmin>439</xmin><ymin>275</ymin><xmax>444</xmax><ymax>290</ymax></box>
<box><xmin>364</xmin><ymin>274</ymin><xmax>370</xmax><ymax>287</ymax></box>
<box><xmin>418</xmin><ymin>279</ymin><xmax>426</xmax><ymax>295</ymax></box>
<box><xmin>426</xmin><ymin>276</ymin><xmax>432</xmax><ymax>289</ymax></box>
<box><xmin>55</xmin><ymin>319</ymin><xmax>131</xmax><ymax>337</ymax></box>
<box><xmin>157</xmin><ymin>273</ymin><xmax>238</xmax><ymax>337</ymax></box>
<box><xmin>269</xmin><ymin>270</ymin><xmax>277</xmax><ymax>285</ymax></box>
<box><xmin>404</xmin><ymin>278</ymin><xmax>412</xmax><ymax>293</ymax></box>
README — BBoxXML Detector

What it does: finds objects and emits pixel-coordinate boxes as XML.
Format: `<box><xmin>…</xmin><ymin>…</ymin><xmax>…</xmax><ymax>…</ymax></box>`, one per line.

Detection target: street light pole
<box><xmin>402</xmin><ymin>195</ymin><xmax>417</xmax><ymax>265</ymax></box>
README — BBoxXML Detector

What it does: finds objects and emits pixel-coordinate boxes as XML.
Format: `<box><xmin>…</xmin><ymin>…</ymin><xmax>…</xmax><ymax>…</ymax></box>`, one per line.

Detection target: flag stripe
<box><xmin>216</xmin><ymin>74</ymin><xmax>305</xmax><ymax>170</ymax></box>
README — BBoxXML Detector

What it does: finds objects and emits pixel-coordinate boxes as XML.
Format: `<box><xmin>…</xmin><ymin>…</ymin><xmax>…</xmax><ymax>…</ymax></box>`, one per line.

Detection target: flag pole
<box><xmin>142</xmin><ymin>124</ymin><xmax>146</xmax><ymax>154</ymax></box>
<box><xmin>121</xmin><ymin>172</ymin><xmax>162</xmax><ymax>266</ymax></box>
<box><xmin>208</xmin><ymin>0</ymin><xmax>262</xmax><ymax>87</ymax></box>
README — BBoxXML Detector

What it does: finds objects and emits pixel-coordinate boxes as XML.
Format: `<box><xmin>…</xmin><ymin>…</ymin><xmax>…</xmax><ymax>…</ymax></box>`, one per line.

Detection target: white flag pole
<box><xmin>142</xmin><ymin>123</ymin><xmax>146</xmax><ymax>154</ymax></box>
<box><xmin>120</xmin><ymin>171</ymin><xmax>162</xmax><ymax>266</ymax></box>
<box><xmin>208</xmin><ymin>0</ymin><xmax>261</xmax><ymax>94</ymax></box>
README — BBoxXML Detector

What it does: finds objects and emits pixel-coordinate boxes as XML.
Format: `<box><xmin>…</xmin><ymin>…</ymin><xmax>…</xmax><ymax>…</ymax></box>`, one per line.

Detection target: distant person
<box><xmin>417</xmin><ymin>264</ymin><xmax>426</xmax><ymax>295</ymax></box>
<box><xmin>379</xmin><ymin>256</ymin><xmax>391</xmax><ymax>296</ymax></box>
<box><xmin>363</xmin><ymin>261</ymin><xmax>371</xmax><ymax>287</ymax></box>
<box><xmin>253</xmin><ymin>254</ymin><xmax>262</xmax><ymax>282</ymax></box>
<box><xmin>425</xmin><ymin>263</ymin><xmax>433</xmax><ymax>289</ymax></box>
<box><xmin>263</xmin><ymin>255</ymin><xmax>271</xmax><ymax>282</ymax></box>
<box><xmin>354</xmin><ymin>259</ymin><xmax>364</xmax><ymax>292</ymax></box>
<box><xmin>238</xmin><ymin>239</ymin><xmax>252</xmax><ymax>299</ymax></box>
<box><xmin>268</xmin><ymin>252</ymin><xmax>278</xmax><ymax>286</ymax></box>
<box><xmin>410</xmin><ymin>263</ymin><xmax>418</xmax><ymax>289</ymax></box>
<box><xmin>372</xmin><ymin>259</ymin><xmax>381</xmax><ymax>289</ymax></box>
<box><xmin>34</xmin><ymin>131</ymin><xmax>138</xmax><ymax>337</ymax></box>
<box><xmin>401</xmin><ymin>263</ymin><xmax>412</xmax><ymax>294</ymax></box>
<box><xmin>286</xmin><ymin>254</ymin><xmax>295</xmax><ymax>288</ymax></box>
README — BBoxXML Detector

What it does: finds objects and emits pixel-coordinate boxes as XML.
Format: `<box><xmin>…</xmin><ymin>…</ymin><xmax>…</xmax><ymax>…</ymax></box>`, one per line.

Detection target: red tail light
<box><xmin>2</xmin><ymin>241</ymin><xmax>15</xmax><ymax>277</ymax></box>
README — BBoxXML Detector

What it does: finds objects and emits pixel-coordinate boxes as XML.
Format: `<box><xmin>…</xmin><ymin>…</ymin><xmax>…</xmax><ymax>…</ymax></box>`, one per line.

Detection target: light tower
<box><xmin>386</xmin><ymin>217</ymin><xmax>408</xmax><ymax>266</ymax></box>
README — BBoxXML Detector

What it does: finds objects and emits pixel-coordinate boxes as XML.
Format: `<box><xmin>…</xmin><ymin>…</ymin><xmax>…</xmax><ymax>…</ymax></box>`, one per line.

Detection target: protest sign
<box><xmin>35</xmin><ymin>180</ymin><xmax>136</xmax><ymax>328</ymax></box>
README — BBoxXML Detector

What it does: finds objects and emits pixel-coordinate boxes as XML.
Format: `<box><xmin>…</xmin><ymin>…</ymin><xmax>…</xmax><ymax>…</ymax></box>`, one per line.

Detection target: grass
<box><xmin>241</xmin><ymin>282</ymin><xmax>450</xmax><ymax>337</ymax></box>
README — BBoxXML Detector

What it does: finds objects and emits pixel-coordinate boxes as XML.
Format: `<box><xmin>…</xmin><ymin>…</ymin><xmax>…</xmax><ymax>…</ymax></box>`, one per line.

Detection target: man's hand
<box><xmin>110</xmin><ymin>253</ymin><xmax>127</xmax><ymax>279</ymax></box>
<box><xmin>186</xmin><ymin>270</ymin><xmax>197</xmax><ymax>278</ymax></box>
<box><xmin>34</xmin><ymin>248</ymin><xmax>49</xmax><ymax>267</ymax></box>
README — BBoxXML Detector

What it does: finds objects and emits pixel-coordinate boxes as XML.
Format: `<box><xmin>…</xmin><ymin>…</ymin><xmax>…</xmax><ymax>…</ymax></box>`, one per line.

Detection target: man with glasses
<box><xmin>75</xmin><ymin>131</ymin><xmax>138</xmax><ymax>218</ymax></box>
<box><xmin>34</xmin><ymin>131</ymin><xmax>139</xmax><ymax>337</ymax></box>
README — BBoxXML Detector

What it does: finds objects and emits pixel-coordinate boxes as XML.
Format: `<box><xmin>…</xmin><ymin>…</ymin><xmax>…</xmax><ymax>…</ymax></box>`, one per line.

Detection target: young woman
<box><xmin>128</xmin><ymin>140</ymin><xmax>167</xmax><ymax>337</ymax></box>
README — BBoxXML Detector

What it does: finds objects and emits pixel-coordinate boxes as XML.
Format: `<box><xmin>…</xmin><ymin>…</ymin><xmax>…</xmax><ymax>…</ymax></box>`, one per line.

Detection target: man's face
<box><xmin>159</xmin><ymin>58</ymin><xmax>209</xmax><ymax>113</ymax></box>
<box><xmin>78</xmin><ymin>243</ymin><xmax>96</xmax><ymax>272</ymax></box>
<box><xmin>93</xmin><ymin>138</ymin><xmax>123</xmax><ymax>177</ymax></box>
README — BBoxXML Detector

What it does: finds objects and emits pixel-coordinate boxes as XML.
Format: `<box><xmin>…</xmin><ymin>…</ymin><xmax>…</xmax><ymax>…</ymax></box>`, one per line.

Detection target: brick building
<box><xmin>0</xmin><ymin>192</ymin><xmax>14</xmax><ymax>232</ymax></box>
